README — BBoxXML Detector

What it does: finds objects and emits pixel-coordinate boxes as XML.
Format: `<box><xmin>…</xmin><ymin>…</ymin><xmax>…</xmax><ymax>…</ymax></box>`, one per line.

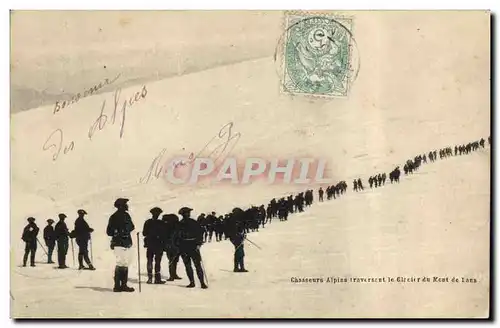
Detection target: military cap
<box><xmin>178</xmin><ymin>207</ymin><xmax>193</xmax><ymax>215</ymax></box>
<box><xmin>77</xmin><ymin>209</ymin><xmax>87</xmax><ymax>215</ymax></box>
<box><xmin>150</xmin><ymin>207</ymin><xmax>163</xmax><ymax>215</ymax></box>
<box><xmin>114</xmin><ymin>198</ymin><xmax>129</xmax><ymax>208</ymax></box>
<box><xmin>27</xmin><ymin>217</ymin><xmax>35</xmax><ymax>222</ymax></box>
<box><xmin>47</xmin><ymin>219</ymin><xmax>55</xmax><ymax>224</ymax></box>
<box><xmin>58</xmin><ymin>213</ymin><xmax>67</xmax><ymax>219</ymax></box>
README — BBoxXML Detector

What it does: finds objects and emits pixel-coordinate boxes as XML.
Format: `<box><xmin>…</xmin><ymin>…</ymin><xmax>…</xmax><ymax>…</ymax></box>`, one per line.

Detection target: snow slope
<box><xmin>10</xmin><ymin>144</ymin><xmax>490</xmax><ymax>318</ymax></box>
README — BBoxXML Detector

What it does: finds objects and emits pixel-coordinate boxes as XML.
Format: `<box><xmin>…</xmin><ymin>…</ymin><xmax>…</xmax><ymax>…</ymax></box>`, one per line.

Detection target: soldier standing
<box><xmin>143</xmin><ymin>207</ymin><xmax>166</xmax><ymax>284</ymax></box>
<box><xmin>21</xmin><ymin>217</ymin><xmax>39</xmax><ymax>267</ymax></box>
<box><xmin>43</xmin><ymin>219</ymin><xmax>56</xmax><ymax>264</ymax></box>
<box><xmin>176</xmin><ymin>207</ymin><xmax>208</xmax><ymax>289</ymax></box>
<box><xmin>72</xmin><ymin>209</ymin><xmax>95</xmax><ymax>270</ymax></box>
<box><xmin>230</xmin><ymin>223</ymin><xmax>248</xmax><ymax>273</ymax></box>
<box><xmin>318</xmin><ymin>187</ymin><xmax>324</xmax><ymax>202</ymax></box>
<box><xmin>206</xmin><ymin>212</ymin><xmax>216</xmax><ymax>242</ymax></box>
<box><xmin>357</xmin><ymin>178</ymin><xmax>364</xmax><ymax>190</ymax></box>
<box><xmin>107</xmin><ymin>198</ymin><xmax>135</xmax><ymax>292</ymax></box>
<box><xmin>162</xmin><ymin>214</ymin><xmax>182</xmax><ymax>281</ymax></box>
<box><xmin>54</xmin><ymin>214</ymin><xmax>69</xmax><ymax>269</ymax></box>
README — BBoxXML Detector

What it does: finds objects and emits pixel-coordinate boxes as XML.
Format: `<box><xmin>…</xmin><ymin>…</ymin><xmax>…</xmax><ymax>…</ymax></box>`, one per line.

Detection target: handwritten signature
<box><xmin>53</xmin><ymin>73</ymin><xmax>121</xmax><ymax>114</ymax></box>
<box><xmin>139</xmin><ymin>122</ymin><xmax>242</xmax><ymax>184</ymax></box>
<box><xmin>88</xmin><ymin>85</ymin><xmax>148</xmax><ymax>140</ymax></box>
<box><xmin>42</xmin><ymin>82</ymin><xmax>148</xmax><ymax>162</ymax></box>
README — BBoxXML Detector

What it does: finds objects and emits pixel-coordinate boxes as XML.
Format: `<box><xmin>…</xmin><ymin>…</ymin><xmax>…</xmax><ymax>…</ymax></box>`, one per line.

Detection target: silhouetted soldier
<box><xmin>143</xmin><ymin>207</ymin><xmax>166</xmax><ymax>284</ymax></box>
<box><xmin>21</xmin><ymin>217</ymin><xmax>39</xmax><ymax>267</ymax></box>
<box><xmin>206</xmin><ymin>212</ymin><xmax>217</xmax><ymax>242</ymax></box>
<box><xmin>197</xmin><ymin>214</ymin><xmax>208</xmax><ymax>242</ymax></box>
<box><xmin>43</xmin><ymin>219</ymin><xmax>55</xmax><ymax>264</ymax></box>
<box><xmin>54</xmin><ymin>214</ymin><xmax>69</xmax><ymax>269</ymax></box>
<box><xmin>107</xmin><ymin>198</ymin><xmax>135</xmax><ymax>292</ymax></box>
<box><xmin>422</xmin><ymin>154</ymin><xmax>427</xmax><ymax>164</ymax></box>
<box><xmin>162</xmin><ymin>214</ymin><xmax>182</xmax><ymax>281</ymax></box>
<box><xmin>231</xmin><ymin>223</ymin><xmax>248</xmax><ymax>272</ymax></box>
<box><xmin>357</xmin><ymin>178</ymin><xmax>364</xmax><ymax>190</ymax></box>
<box><xmin>266</xmin><ymin>204</ymin><xmax>273</xmax><ymax>223</ymax></box>
<box><xmin>214</xmin><ymin>216</ymin><xmax>224</xmax><ymax>241</ymax></box>
<box><xmin>480</xmin><ymin>138</ymin><xmax>485</xmax><ymax>148</ymax></box>
<box><xmin>176</xmin><ymin>207</ymin><xmax>208</xmax><ymax>289</ymax></box>
<box><xmin>278</xmin><ymin>201</ymin><xmax>288</xmax><ymax>221</ymax></box>
<box><xmin>71</xmin><ymin>209</ymin><xmax>95</xmax><ymax>270</ymax></box>
<box><xmin>368</xmin><ymin>177</ymin><xmax>373</xmax><ymax>188</ymax></box>
<box><xmin>353</xmin><ymin>179</ymin><xmax>358</xmax><ymax>191</ymax></box>
<box><xmin>318</xmin><ymin>187</ymin><xmax>324</xmax><ymax>202</ymax></box>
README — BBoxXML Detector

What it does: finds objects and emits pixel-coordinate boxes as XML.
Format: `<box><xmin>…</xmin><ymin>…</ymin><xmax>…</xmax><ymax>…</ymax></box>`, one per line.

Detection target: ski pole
<box><xmin>36</xmin><ymin>237</ymin><xmax>48</xmax><ymax>256</ymax></box>
<box><xmin>198</xmin><ymin>248</ymin><xmax>209</xmax><ymax>286</ymax></box>
<box><xmin>70</xmin><ymin>239</ymin><xmax>75</xmax><ymax>266</ymax></box>
<box><xmin>70</xmin><ymin>238</ymin><xmax>75</xmax><ymax>266</ymax></box>
<box><xmin>244</xmin><ymin>237</ymin><xmax>262</xmax><ymax>250</ymax></box>
<box><xmin>136</xmin><ymin>232</ymin><xmax>141</xmax><ymax>293</ymax></box>
<box><xmin>89</xmin><ymin>237</ymin><xmax>93</xmax><ymax>263</ymax></box>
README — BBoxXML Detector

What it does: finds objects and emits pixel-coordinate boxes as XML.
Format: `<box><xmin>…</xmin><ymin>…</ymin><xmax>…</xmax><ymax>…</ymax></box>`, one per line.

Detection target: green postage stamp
<box><xmin>281</xmin><ymin>13</ymin><xmax>357</xmax><ymax>98</ymax></box>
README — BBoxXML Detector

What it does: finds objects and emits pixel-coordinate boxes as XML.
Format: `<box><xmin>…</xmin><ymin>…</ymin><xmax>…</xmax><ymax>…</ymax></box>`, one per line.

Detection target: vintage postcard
<box><xmin>10</xmin><ymin>10</ymin><xmax>491</xmax><ymax>318</ymax></box>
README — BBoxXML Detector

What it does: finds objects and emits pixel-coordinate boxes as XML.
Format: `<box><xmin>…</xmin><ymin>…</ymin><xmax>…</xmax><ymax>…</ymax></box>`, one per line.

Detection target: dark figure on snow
<box><xmin>71</xmin><ymin>209</ymin><xmax>95</xmax><ymax>270</ymax></box>
<box><xmin>318</xmin><ymin>187</ymin><xmax>324</xmax><ymax>202</ymax></box>
<box><xmin>21</xmin><ymin>217</ymin><xmax>39</xmax><ymax>267</ymax></box>
<box><xmin>143</xmin><ymin>207</ymin><xmax>166</xmax><ymax>284</ymax></box>
<box><xmin>176</xmin><ymin>207</ymin><xmax>208</xmax><ymax>289</ymax></box>
<box><xmin>206</xmin><ymin>212</ymin><xmax>217</xmax><ymax>242</ymax></box>
<box><xmin>43</xmin><ymin>219</ymin><xmax>56</xmax><ymax>264</ymax></box>
<box><xmin>368</xmin><ymin>176</ymin><xmax>373</xmax><ymax>188</ymax></box>
<box><xmin>480</xmin><ymin>138</ymin><xmax>485</xmax><ymax>148</ymax></box>
<box><xmin>162</xmin><ymin>214</ymin><xmax>182</xmax><ymax>281</ymax></box>
<box><xmin>353</xmin><ymin>179</ymin><xmax>358</xmax><ymax>191</ymax></box>
<box><xmin>197</xmin><ymin>214</ymin><xmax>208</xmax><ymax>243</ymax></box>
<box><xmin>230</xmin><ymin>223</ymin><xmax>248</xmax><ymax>273</ymax></box>
<box><xmin>357</xmin><ymin>178</ymin><xmax>364</xmax><ymax>190</ymax></box>
<box><xmin>107</xmin><ymin>198</ymin><xmax>135</xmax><ymax>292</ymax></box>
<box><xmin>54</xmin><ymin>213</ymin><xmax>69</xmax><ymax>269</ymax></box>
<box><xmin>214</xmin><ymin>216</ymin><xmax>224</xmax><ymax>242</ymax></box>
<box><xmin>389</xmin><ymin>166</ymin><xmax>401</xmax><ymax>183</ymax></box>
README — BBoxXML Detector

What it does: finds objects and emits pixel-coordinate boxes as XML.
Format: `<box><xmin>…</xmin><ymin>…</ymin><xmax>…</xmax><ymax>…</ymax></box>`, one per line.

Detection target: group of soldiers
<box><xmin>368</xmin><ymin>173</ymin><xmax>387</xmax><ymax>188</ymax></box>
<box><xmin>21</xmin><ymin>135</ymin><xmax>490</xmax><ymax>293</ymax></box>
<box><xmin>21</xmin><ymin>210</ymin><xmax>95</xmax><ymax>270</ymax></box>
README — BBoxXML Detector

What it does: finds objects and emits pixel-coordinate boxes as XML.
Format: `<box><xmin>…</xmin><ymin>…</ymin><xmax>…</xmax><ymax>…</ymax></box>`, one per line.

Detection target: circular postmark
<box><xmin>274</xmin><ymin>13</ymin><xmax>360</xmax><ymax>98</ymax></box>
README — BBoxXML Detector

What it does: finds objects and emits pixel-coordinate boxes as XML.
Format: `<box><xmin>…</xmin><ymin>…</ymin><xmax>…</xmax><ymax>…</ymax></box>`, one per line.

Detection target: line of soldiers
<box><xmin>20</xmin><ymin>210</ymin><xmax>95</xmax><ymax>270</ymax></box>
<box><xmin>21</xmin><ymin>135</ymin><xmax>490</xmax><ymax>293</ymax></box>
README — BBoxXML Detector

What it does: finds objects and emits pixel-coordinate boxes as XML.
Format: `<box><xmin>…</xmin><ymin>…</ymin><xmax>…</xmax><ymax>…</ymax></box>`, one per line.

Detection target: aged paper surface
<box><xmin>10</xmin><ymin>10</ymin><xmax>490</xmax><ymax>318</ymax></box>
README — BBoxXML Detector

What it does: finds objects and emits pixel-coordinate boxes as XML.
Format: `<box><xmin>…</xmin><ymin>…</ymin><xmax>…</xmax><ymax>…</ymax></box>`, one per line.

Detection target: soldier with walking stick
<box><xmin>21</xmin><ymin>217</ymin><xmax>39</xmax><ymax>267</ymax></box>
<box><xmin>176</xmin><ymin>207</ymin><xmax>208</xmax><ymax>289</ymax></box>
<box><xmin>54</xmin><ymin>213</ymin><xmax>69</xmax><ymax>269</ymax></box>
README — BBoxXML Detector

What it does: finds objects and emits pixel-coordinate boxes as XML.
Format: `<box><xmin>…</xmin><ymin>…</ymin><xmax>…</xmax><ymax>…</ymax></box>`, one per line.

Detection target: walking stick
<box><xmin>244</xmin><ymin>237</ymin><xmax>262</xmax><ymax>250</ymax></box>
<box><xmin>198</xmin><ymin>247</ymin><xmax>209</xmax><ymax>286</ymax></box>
<box><xmin>36</xmin><ymin>237</ymin><xmax>48</xmax><ymax>256</ymax></box>
<box><xmin>136</xmin><ymin>232</ymin><xmax>141</xmax><ymax>293</ymax></box>
<box><xmin>89</xmin><ymin>237</ymin><xmax>93</xmax><ymax>263</ymax></box>
<box><xmin>70</xmin><ymin>238</ymin><xmax>75</xmax><ymax>266</ymax></box>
